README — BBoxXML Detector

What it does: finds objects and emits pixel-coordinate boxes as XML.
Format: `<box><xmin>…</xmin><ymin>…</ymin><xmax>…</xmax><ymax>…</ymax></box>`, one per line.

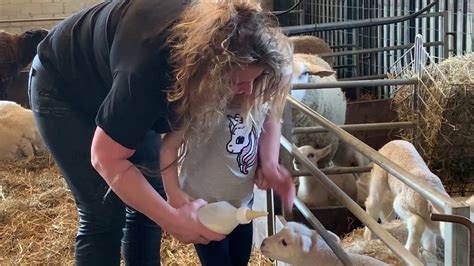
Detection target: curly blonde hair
<box><xmin>167</xmin><ymin>0</ymin><xmax>293</xmax><ymax>139</ymax></box>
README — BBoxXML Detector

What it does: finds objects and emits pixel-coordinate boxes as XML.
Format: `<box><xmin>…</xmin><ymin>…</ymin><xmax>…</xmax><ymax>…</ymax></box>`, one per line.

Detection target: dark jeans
<box><xmin>194</xmin><ymin>222</ymin><xmax>253</xmax><ymax>266</ymax></box>
<box><xmin>29</xmin><ymin>56</ymin><xmax>165</xmax><ymax>266</ymax></box>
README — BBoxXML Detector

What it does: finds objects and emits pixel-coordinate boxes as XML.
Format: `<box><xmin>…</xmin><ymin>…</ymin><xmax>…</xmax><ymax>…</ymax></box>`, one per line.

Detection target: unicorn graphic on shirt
<box><xmin>226</xmin><ymin>114</ymin><xmax>258</xmax><ymax>175</ymax></box>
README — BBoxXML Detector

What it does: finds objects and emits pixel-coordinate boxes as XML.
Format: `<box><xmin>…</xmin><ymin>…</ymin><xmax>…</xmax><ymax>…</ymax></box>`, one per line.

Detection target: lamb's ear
<box><xmin>304</xmin><ymin>62</ymin><xmax>335</xmax><ymax>77</ymax></box>
<box><xmin>315</xmin><ymin>144</ymin><xmax>333</xmax><ymax>161</ymax></box>
<box><xmin>286</xmin><ymin>222</ymin><xmax>314</xmax><ymax>238</ymax></box>
<box><xmin>326</xmin><ymin>230</ymin><xmax>341</xmax><ymax>245</ymax></box>
<box><xmin>299</xmin><ymin>235</ymin><xmax>313</xmax><ymax>253</ymax></box>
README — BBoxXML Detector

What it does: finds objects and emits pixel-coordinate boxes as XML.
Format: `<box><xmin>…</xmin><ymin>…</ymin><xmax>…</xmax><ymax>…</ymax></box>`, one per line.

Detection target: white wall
<box><xmin>0</xmin><ymin>0</ymin><xmax>102</xmax><ymax>33</ymax></box>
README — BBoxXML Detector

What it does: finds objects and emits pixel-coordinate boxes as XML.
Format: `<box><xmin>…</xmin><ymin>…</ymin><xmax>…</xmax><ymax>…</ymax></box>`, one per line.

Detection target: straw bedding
<box><xmin>0</xmin><ymin>155</ymin><xmax>271</xmax><ymax>265</ymax></box>
<box><xmin>393</xmin><ymin>53</ymin><xmax>474</xmax><ymax>195</ymax></box>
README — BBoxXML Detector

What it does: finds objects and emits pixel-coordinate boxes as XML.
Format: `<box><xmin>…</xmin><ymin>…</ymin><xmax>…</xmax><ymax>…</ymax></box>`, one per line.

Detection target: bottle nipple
<box><xmin>245</xmin><ymin>210</ymin><xmax>268</xmax><ymax>220</ymax></box>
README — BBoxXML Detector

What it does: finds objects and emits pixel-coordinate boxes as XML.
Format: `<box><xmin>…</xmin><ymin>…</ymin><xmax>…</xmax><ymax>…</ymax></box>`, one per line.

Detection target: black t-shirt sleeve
<box><xmin>94</xmin><ymin>0</ymin><xmax>184</xmax><ymax>150</ymax></box>
<box><xmin>96</xmin><ymin>71</ymin><xmax>170</xmax><ymax>149</ymax></box>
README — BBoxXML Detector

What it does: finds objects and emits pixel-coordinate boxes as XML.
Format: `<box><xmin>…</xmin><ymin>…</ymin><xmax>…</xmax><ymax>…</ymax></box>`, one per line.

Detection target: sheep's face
<box><xmin>260</xmin><ymin>227</ymin><xmax>312</xmax><ymax>263</ymax></box>
<box><xmin>292</xmin><ymin>53</ymin><xmax>335</xmax><ymax>84</ymax></box>
<box><xmin>293</xmin><ymin>144</ymin><xmax>332</xmax><ymax>171</ymax></box>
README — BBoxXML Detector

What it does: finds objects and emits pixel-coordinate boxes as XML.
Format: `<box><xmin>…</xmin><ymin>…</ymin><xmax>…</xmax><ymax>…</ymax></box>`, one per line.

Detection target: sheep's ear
<box><xmin>304</xmin><ymin>62</ymin><xmax>335</xmax><ymax>77</ymax></box>
<box><xmin>326</xmin><ymin>230</ymin><xmax>341</xmax><ymax>245</ymax></box>
<box><xmin>299</xmin><ymin>235</ymin><xmax>313</xmax><ymax>253</ymax></box>
<box><xmin>286</xmin><ymin>222</ymin><xmax>314</xmax><ymax>238</ymax></box>
<box><xmin>315</xmin><ymin>144</ymin><xmax>333</xmax><ymax>161</ymax></box>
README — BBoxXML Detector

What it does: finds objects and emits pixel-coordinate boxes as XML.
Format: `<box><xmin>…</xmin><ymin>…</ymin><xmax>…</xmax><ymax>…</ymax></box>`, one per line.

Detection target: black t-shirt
<box><xmin>37</xmin><ymin>0</ymin><xmax>188</xmax><ymax>149</ymax></box>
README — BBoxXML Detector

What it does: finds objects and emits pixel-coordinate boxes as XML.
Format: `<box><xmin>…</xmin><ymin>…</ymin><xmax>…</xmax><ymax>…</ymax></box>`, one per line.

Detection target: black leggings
<box><xmin>29</xmin><ymin>56</ymin><xmax>165</xmax><ymax>266</ymax></box>
<box><xmin>194</xmin><ymin>222</ymin><xmax>253</xmax><ymax>266</ymax></box>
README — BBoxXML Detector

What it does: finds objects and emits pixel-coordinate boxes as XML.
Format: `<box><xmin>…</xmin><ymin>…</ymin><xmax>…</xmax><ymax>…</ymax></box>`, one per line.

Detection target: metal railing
<box><xmin>281</xmin><ymin>135</ymin><xmax>423</xmax><ymax>265</ymax></box>
<box><xmin>278</xmin><ymin>94</ymin><xmax>470</xmax><ymax>265</ymax></box>
<box><xmin>294</xmin><ymin>197</ymin><xmax>354</xmax><ymax>265</ymax></box>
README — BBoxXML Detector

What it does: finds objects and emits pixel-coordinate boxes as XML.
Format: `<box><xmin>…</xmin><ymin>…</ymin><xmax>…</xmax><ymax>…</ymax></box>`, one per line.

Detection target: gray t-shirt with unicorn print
<box><xmin>179</xmin><ymin>106</ymin><xmax>268</xmax><ymax>208</ymax></box>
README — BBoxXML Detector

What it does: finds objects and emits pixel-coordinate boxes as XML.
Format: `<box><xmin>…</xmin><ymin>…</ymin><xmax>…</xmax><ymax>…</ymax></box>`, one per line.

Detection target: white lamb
<box><xmin>364</xmin><ymin>140</ymin><xmax>450</xmax><ymax>258</ymax></box>
<box><xmin>293</xmin><ymin>144</ymin><xmax>357</xmax><ymax>208</ymax></box>
<box><xmin>292</xmin><ymin>53</ymin><xmax>347</xmax><ymax>167</ymax></box>
<box><xmin>0</xmin><ymin>100</ymin><xmax>44</xmax><ymax>160</ymax></box>
<box><xmin>260</xmin><ymin>221</ymin><xmax>387</xmax><ymax>266</ymax></box>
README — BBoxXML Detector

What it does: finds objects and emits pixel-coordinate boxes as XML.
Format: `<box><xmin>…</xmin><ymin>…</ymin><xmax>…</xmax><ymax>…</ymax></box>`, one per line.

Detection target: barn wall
<box><xmin>0</xmin><ymin>0</ymin><xmax>102</xmax><ymax>33</ymax></box>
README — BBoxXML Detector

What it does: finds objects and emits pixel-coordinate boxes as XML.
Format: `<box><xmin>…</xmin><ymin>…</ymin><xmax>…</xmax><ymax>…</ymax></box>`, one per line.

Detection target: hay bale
<box><xmin>0</xmin><ymin>156</ymin><xmax>272</xmax><ymax>265</ymax></box>
<box><xmin>393</xmin><ymin>53</ymin><xmax>474</xmax><ymax>195</ymax></box>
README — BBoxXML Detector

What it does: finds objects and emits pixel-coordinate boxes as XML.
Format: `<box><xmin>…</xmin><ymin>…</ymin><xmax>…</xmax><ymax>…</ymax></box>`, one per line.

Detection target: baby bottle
<box><xmin>197</xmin><ymin>201</ymin><xmax>268</xmax><ymax>235</ymax></box>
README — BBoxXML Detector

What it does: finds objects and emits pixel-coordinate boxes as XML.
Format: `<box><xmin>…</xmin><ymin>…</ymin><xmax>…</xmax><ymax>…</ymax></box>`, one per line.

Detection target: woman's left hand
<box><xmin>254</xmin><ymin>162</ymin><xmax>295</xmax><ymax>213</ymax></box>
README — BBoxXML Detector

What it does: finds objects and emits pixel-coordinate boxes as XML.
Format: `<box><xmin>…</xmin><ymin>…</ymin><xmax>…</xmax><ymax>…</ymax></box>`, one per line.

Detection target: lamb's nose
<box><xmin>260</xmin><ymin>239</ymin><xmax>266</xmax><ymax>247</ymax></box>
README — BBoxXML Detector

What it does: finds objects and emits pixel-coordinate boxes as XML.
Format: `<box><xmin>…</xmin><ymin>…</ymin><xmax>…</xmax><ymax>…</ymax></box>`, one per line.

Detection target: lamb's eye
<box><xmin>281</xmin><ymin>239</ymin><xmax>287</xmax><ymax>246</ymax></box>
<box><xmin>308</xmin><ymin>153</ymin><xmax>315</xmax><ymax>159</ymax></box>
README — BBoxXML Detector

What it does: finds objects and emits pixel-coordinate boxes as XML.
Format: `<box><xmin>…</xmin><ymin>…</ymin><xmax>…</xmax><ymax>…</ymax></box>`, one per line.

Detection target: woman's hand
<box><xmin>255</xmin><ymin>162</ymin><xmax>295</xmax><ymax>213</ymax></box>
<box><xmin>167</xmin><ymin>188</ymin><xmax>194</xmax><ymax>208</ymax></box>
<box><xmin>163</xmin><ymin>199</ymin><xmax>226</xmax><ymax>244</ymax></box>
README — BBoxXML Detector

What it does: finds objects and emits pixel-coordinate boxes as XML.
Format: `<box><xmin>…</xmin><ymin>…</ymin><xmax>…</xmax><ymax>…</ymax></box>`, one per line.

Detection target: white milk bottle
<box><xmin>197</xmin><ymin>201</ymin><xmax>267</xmax><ymax>235</ymax></box>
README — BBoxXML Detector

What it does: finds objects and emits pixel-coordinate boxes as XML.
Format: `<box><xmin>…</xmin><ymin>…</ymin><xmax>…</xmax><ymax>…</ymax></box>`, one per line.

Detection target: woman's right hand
<box><xmin>164</xmin><ymin>198</ymin><xmax>226</xmax><ymax>244</ymax></box>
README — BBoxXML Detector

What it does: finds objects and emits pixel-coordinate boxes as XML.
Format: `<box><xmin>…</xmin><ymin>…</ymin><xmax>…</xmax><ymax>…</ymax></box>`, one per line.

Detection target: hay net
<box><xmin>390</xmin><ymin>36</ymin><xmax>474</xmax><ymax>195</ymax></box>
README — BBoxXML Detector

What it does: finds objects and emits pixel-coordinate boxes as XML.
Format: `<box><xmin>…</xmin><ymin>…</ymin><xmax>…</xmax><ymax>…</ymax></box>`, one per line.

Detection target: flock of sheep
<box><xmin>1</xmin><ymin>31</ymin><xmax>473</xmax><ymax>265</ymax></box>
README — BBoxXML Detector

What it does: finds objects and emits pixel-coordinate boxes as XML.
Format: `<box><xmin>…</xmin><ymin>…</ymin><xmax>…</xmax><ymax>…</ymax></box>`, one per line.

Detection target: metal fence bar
<box><xmin>294</xmin><ymin>198</ymin><xmax>354</xmax><ymax>265</ymax></box>
<box><xmin>282</xmin><ymin>0</ymin><xmax>438</xmax><ymax>35</ymax></box>
<box><xmin>292</xmin><ymin>78</ymin><xmax>417</xmax><ymax>89</ymax></box>
<box><xmin>281</xmin><ymin>136</ymin><xmax>423</xmax><ymax>266</ymax></box>
<box><xmin>292</xmin><ymin>122</ymin><xmax>416</xmax><ymax>134</ymax></box>
<box><xmin>444</xmin><ymin>205</ymin><xmax>470</xmax><ymax>265</ymax></box>
<box><xmin>340</xmin><ymin>74</ymin><xmax>388</xmax><ymax>81</ymax></box>
<box><xmin>286</xmin><ymin>95</ymin><xmax>462</xmax><ymax>209</ymax></box>
<box><xmin>266</xmin><ymin>190</ymin><xmax>276</xmax><ymax>241</ymax></box>
<box><xmin>318</xmin><ymin>41</ymin><xmax>443</xmax><ymax>58</ymax></box>
<box><xmin>293</xmin><ymin>166</ymin><xmax>372</xmax><ymax>176</ymax></box>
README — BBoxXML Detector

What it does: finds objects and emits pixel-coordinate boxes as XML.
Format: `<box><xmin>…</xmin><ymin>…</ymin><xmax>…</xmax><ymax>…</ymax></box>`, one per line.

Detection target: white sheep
<box><xmin>260</xmin><ymin>221</ymin><xmax>388</xmax><ymax>266</ymax></box>
<box><xmin>364</xmin><ymin>140</ymin><xmax>450</xmax><ymax>258</ymax></box>
<box><xmin>290</xmin><ymin>35</ymin><xmax>334</xmax><ymax>66</ymax></box>
<box><xmin>293</xmin><ymin>144</ymin><xmax>357</xmax><ymax>208</ymax></box>
<box><xmin>292</xmin><ymin>53</ymin><xmax>347</xmax><ymax>167</ymax></box>
<box><xmin>0</xmin><ymin>100</ymin><xmax>44</xmax><ymax>160</ymax></box>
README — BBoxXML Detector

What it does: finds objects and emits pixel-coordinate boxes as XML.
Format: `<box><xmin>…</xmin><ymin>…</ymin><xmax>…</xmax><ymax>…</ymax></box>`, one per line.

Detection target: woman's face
<box><xmin>231</xmin><ymin>65</ymin><xmax>266</xmax><ymax>96</ymax></box>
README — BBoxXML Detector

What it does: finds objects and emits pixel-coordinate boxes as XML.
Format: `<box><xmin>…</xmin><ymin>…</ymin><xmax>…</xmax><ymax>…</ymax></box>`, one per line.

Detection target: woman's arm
<box><xmin>91</xmin><ymin>126</ymin><xmax>224</xmax><ymax>243</ymax></box>
<box><xmin>255</xmin><ymin>113</ymin><xmax>295</xmax><ymax>212</ymax></box>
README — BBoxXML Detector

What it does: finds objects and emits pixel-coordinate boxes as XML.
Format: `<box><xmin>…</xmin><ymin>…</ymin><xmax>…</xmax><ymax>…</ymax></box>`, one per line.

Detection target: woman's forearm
<box><xmin>104</xmin><ymin>162</ymin><xmax>178</xmax><ymax>226</ymax></box>
<box><xmin>258</xmin><ymin>114</ymin><xmax>281</xmax><ymax>165</ymax></box>
<box><xmin>91</xmin><ymin>127</ymin><xmax>177</xmax><ymax>227</ymax></box>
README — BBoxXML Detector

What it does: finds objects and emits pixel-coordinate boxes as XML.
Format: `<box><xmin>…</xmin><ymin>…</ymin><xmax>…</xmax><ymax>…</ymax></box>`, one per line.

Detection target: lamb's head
<box><xmin>293</xmin><ymin>144</ymin><xmax>333</xmax><ymax>171</ymax></box>
<box><xmin>260</xmin><ymin>223</ymin><xmax>314</xmax><ymax>264</ymax></box>
<box><xmin>292</xmin><ymin>53</ymin><xmax>335</xmax><ymax>84</ymax></box>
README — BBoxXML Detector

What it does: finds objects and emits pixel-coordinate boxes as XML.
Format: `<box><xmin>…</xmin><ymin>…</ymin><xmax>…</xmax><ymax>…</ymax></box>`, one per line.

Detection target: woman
<box><xmin>29</xmin><ymin>0</ymin><xmax>294</xmax><ymax>265</ymax></box>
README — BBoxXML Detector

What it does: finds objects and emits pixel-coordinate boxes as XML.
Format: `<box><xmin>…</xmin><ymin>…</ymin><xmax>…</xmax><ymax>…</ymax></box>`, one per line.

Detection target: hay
<box><xmin>341</xmin><ymin>228</ymin><xmax>402</xmax><ymax>266</ymax></box>
<box><xmin>0</xmin><ymin>156</ymin><xmax>272</xmax><ymax>265</ymax></box>
<box><xmin>0</xmin><ymin>155</ymin><xmax>75</xmax><ymax>265</ymax></box>
<box><xmin>341</xmin><ymin>221</ymin><xmax>443</xmax><ymax>266</ymax></box>
<box><xmin>393</xmin><ymin>53</ymin><xmax>474</xmax><ymax>195</ymax></box>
